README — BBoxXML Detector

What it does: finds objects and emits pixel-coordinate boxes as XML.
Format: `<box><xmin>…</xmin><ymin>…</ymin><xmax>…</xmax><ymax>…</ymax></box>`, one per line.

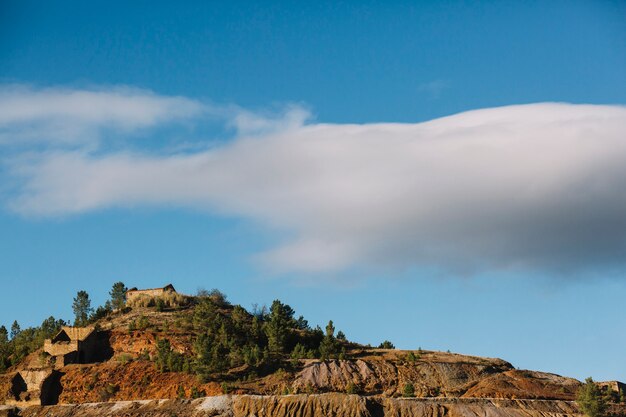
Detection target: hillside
<box><xmin>0</xmin><ymin>285</ymin><xmax>624</xmax><ymax>417</ymax></box>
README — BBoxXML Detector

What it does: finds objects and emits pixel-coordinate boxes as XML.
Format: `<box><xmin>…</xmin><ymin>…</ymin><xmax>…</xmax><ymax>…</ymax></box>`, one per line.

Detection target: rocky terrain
<box><xmin>0</xmin><ymin>288</ymin><xmax>623</xmax><ymax>416</ymax></box>
<box><xmin>0</xmin><ymin>394</ymin><xmax>607</xmax><ymax>417</ymax></box>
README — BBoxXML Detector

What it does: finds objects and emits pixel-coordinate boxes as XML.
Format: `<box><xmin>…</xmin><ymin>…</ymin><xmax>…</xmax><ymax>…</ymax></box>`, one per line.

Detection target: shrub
<box><xmin>221</xmin><ymin>382</ymin><xmax>234</xmax><ymax>394</ymax></box>
<box><xmin>135</xmin><ymin>315</ymin><xmax>150</xmax><ymax>330</ymax></box>
<box><xmin>207</xmin><ymin>289</ymin><xmax>229</xmax><ymax>307</ymax></box>
<box><xmin>155</xmin><ymin>338</ymin><xmax>185</xmax><ymax>372</ymax></box>
<box><xmin>117</xmin><ymin>353</ymin><xmax>132</xmax><ymax>365</ymax></box>
<box><xmin>605</xmin><ymin>386</ymin><xmax>616</xmax><ymax>403</ymax></box>
<box><xmin>191</xmin><ymin>386</ymin><xmax>205</xmax><ymax>399</ymax></box>
<box><xmin>403</xmin><ymin>382</ymin><xmax>415</xmax><ymax>397</ymax></box>
<box><xmin>127</xmin><ymin>292</ymin><xmax>190</xmax><ymax>309</ymax></box>
<box><xmin>378</xmin><ymin>340</ymin><xmax>395</xmax><ymax>349</ymax></box>
<box><xmin>346</xmin><ymin>382</ymin><xmax>358</xmax><ymax>394</ymax></box>
<box><xmin>290</xmin><ymin>343</ymin><xmax>307</xmax><ymax>363</ymax></box>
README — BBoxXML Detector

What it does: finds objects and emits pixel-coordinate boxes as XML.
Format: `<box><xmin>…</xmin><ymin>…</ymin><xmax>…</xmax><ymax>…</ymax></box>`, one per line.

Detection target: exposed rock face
<box><xmin>4</xmin><ymin>394</ymin><xmax>618</xmax><ymax>417</ymax></box>
<box><xmin>293</xmin><ymin>355</ymin><xmax>514</xmax><ymax>397</ymax></box>
<box><xmin>234</xmin><ymin>394</ymin><xmax>369</xmax><ymax>417</ymax></box>
<box><xmin>463</xmin><ymin>370</ymin><xmax>580</xmax><ymax>400</ymax></box>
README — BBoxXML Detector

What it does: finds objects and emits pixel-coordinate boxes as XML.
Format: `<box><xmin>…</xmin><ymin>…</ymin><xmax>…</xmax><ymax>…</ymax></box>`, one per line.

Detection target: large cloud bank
<box><xmin>3</xmin><ymin>85</ymin><xmax>626</xmax><ymax>275</ymax></box>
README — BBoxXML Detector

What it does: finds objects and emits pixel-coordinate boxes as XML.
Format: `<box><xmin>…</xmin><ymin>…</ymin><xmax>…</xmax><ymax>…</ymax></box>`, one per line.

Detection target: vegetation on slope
<box><xmin>0</xmin><ymin>283</ymin><xmax>354</xmax><ymax>383</ymax></box>
<box><xmin>2</xmin><ymin>282</ymin><xmax>625</xmax><ymax>408</ymax></box>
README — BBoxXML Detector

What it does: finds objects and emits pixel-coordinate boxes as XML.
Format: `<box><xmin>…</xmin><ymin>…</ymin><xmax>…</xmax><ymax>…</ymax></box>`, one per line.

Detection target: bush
<box><xmin>128</xmin><ymin>315</ymin><xmax>150</xmax><ymax>332</ymax></box>
<box><xmin>117</xmin><ymin>353</ymin><xmax>132</xmax><ymax>365</ymax></box>
<box><xmin>221</xmin><ymin>382</ymin><xmax>234</xmax><ymax>394</ymax></box>
<box><xmin>155</xmin><ymin>338</ymin><xmax>185</xmax><ymax>372</ymax></box>
<box><xmin>106</xmin><ymin>383</ymin><xmax>119</xmax><ymax>395</ymax></box>
<box><xmin>378</xmin><ymin>340</ymin><xmax>395</xmax><ymax>349</ymax></box>
<box><xmin>346</xmin><ymin>382</ymin><xmax>358</xmax><ymax>394</ymax></box>
<box><xmin>208</xmin><ymin>289</ymin><xmax>229</xmax><ymax>307</ymax></box>
<box><xmin>127</xmin><ymin>292</ymin><xmax>190</xmax><ymax>309</ymax></box>
<box><xmin>191</xmin><ymin>386</ymin><xmax>205</xmax><ymax>399</ymax></box>
<box><xmin>403</xmin><ymin>382</ymin><xmax>415</xmax><ymax>397</ymax></box>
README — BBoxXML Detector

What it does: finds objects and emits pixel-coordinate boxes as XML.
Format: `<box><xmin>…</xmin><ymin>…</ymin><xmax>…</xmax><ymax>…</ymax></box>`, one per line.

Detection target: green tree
<box><xmin>265</xmin><ymin>300</ymin><xmax>295</xmax><ymax>354</ymax></box>
<box><xmin>577</xmin><ymin>377</ymin><xmax>607</xmax><ymax>417</ymax></box>
<box><xmin>378</xmin><ymin>340</ymin><xmax>395</xmax><ymax>349</ymax></box>
<box><xmin>295</xmin><ymin>316</ymin><xmax>309</xmax><ymax>330</ymax></box>
<box><xmin>319</xmin><ymin>320</ymin><xmax>338</xmax><ymax>360</ymax></box>
<box><xmin>325</xmin><ymin>320</ymin><xmax>335</xmax><ymax>337</ymax></box>
<box><xmin>39</xmin><ymin>316</ymin><xmax>66</xmax><ymax>339</ymax></box>
<box><xmin>109</xmin><ymin>282</ymin><xmax>128</xmax><ymax>310</ymax></box>
<box><xmin>10</xmin><ymin>321</ymin><xmax>20</xmax><ymax>339</ymax></box>
<box><xmin>0</xmin><ymin>326</ymin><xmax>9</xmax><ymax>372</ymax></box>
<box><xmin>73</xmin><ymin>290</ymin><xmax>93</xmax><ymax>326</ymax></box>
<box><xmin>605</xmin><ymin>386</ymin><xmax>616</xmax><ymax>403</ymax></box>
<box><xmin>208</xmin><ymin>289</ymin><xmax>229</xmax><ymax>307</ymax></box>
<box><xmin>89</xmin><ymin>302</ymin><xmax>112</xmax><ymax>323</ymax></box>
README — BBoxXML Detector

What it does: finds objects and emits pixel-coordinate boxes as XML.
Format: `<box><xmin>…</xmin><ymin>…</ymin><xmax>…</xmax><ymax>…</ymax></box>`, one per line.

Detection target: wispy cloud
<box><xmin>4</xmin><ymin>84</ymin><xmax>626</xmax><ymax>277</ymax></box>
<box><xmin>0</xmin><ymin>84</ymin><xmax>206</xmax><ymax>147</ymax></box>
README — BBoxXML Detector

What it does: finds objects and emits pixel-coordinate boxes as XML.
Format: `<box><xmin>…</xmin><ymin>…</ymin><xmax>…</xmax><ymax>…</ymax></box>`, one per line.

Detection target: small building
<box><xmin>598</xmin><ymin>380</ymin><xmax>626</xmax><ymax>396</ymax></box>
<box><xmin>126</xmin><ymin>284</ymin><xmax>177</xmax><ymax>303</ymax></box>
<box><xmin>5</xmin><ymin>370</ymin><xmax>61</xmax><ymax>406</ymax></box>
<box><xmin>43</xmin><ymin>326</ymin><xmax>98</xmax><ymax>368</ymax></box>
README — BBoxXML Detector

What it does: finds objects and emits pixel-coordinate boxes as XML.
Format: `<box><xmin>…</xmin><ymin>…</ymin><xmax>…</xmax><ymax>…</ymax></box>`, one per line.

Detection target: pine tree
<box><xmin>577</xmin><ymin>377</ymin><xmax>607</xmax><ymax>417</ymax></box>
<box><xmin>10</xmin><ymin>321</ymin><xmax>21</xmax><ymax>339</ymax></box>
<box><xmin>265</xmin><ymin>300</ymin><xmax>295</xmax><ymax>354</ymax></box>
<box><xmin>109</xmin><ymin>282</ymin><xmax>128</xmax><ymax>310</ymax></box>
<box><xmin>325</xmin><ymin>320</ymin><xmax>335</xmax><ymax>337</ymax></box>
<box><xmin>0</xmin><ymin>326</ymin><xmax>9</xmax><ymax>372</ymax></box>
<box><xmin>72</xmin><ymin>290</ymin><xmax>93</xmax><ymax>326</ymax></box>
<box><xmin>319</xmin><ymin>320</ymin><xmax>338</xmax><ymax>360</ymax></box>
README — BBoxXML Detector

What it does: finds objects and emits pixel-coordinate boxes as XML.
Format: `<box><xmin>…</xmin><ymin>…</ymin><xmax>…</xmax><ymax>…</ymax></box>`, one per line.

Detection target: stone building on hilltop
<box><xmin>126</xmin><ymin>284</ymin><xmax>177</xmax><ymax>303</ymax></box>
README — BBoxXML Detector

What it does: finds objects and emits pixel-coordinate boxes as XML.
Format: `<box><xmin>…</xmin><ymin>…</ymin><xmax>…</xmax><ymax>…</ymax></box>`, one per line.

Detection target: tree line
<box><xmin>0</xmin><ymin>282</ymin><xmax>361</xmax><ymax>378</ymax></box>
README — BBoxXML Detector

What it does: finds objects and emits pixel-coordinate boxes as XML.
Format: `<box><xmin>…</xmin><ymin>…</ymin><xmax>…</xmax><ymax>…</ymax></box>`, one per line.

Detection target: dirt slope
<box><xmin>4</xmin><ymin>394</ymin><xmax>618</xmax><ymax>417</ymax></box>
<box><xmin>0</xmin><ymin>304</ymin><xmax>599</xmax><ymax>409</ymax></box>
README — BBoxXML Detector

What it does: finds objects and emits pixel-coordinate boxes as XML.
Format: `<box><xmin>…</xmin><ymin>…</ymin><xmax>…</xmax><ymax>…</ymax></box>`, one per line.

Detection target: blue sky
<box><xmin>1</xmin><ymin>0</ymin><xmax>626</xmax><ymax>381</ymax></box>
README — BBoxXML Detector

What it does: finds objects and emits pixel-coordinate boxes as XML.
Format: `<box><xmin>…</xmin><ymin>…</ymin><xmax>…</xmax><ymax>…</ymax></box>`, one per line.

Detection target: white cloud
<box><xmin>7</xmin><ymin>100</ymin><xmax>626</xmax><ymax>276</ymax></box>
<box><xmin>0</xmin><ymin>85</ymin><xmax>206</xmax><ymax>146</ymax></box>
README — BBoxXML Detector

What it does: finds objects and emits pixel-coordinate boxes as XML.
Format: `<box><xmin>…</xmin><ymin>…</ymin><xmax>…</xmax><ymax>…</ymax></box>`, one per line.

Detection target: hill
<box><xmin>0</xmin><ymin>284</ymin><xmax>624</xmax><ymax>417</ymax></box>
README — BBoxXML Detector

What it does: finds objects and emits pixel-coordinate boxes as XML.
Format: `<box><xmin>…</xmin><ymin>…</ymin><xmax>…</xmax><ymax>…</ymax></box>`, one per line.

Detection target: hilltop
<box><xmin>0</xmin><ymin>284</ymin><xmax>624</xmax><ymax>416</ymax></box>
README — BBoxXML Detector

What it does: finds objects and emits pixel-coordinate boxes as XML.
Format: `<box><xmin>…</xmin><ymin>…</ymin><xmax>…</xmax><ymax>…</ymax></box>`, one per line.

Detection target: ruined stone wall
<box><xmin>2</xmin><ymin>371</ymin><xmax>53</xmax><ymax>408</ymax></box>
<box><xmin>43</xmin><ymin>341</ymin><xmax>78</xmax><ymax>357</ymax></box>
<box><xmin>126</xmin><ymin>289</ymin><xmax>167</xmax><ymax>302</ymax></box>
